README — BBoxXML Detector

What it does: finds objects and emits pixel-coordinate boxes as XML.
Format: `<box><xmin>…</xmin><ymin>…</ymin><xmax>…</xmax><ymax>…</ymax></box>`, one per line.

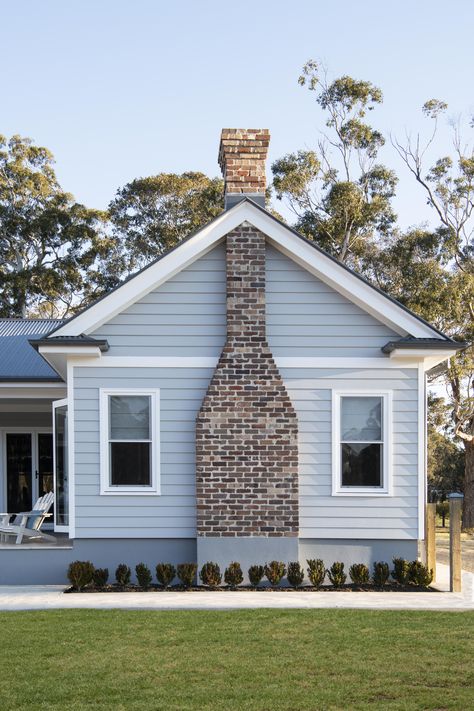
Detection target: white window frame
<box><xmin>332</xmin><ymin>390</ymin><xmax>392</xmax><ymax>497</ymax></box>
<box><xmin>99</xmin><ymin>388</ymin><xmax>160</xmax><ymax>496</ymax></box>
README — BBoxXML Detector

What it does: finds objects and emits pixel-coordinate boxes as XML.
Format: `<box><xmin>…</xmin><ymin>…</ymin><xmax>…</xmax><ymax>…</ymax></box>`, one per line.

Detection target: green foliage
<box><xmin>92</xmin><ymin>568</ymin><xmax>109</xmax><ymax>588</ymax></box>
<box><xmin>287</xmin><ymin>562</ymin><xmax>305</xmax><ymax>588</ymax></box>
<box><xmin>264</xmin><ymin>561</ymin><xmax>286</xmax><ymax>587</ymax></box>
<box><xmin>0</xmin><ymin>134</ymin><xmax>111</xmax><ymax>317</ymax></box>
<box><xmin>67</xmin><ymin>561</ymin><xmax>94</xmax><ymax>591</ymax></box>
<box><xmin>135</xmin><ymin>563</ymin><xmax>153</xmax><ymax>590</ymax></box>
<box><xmin>199</xmin><ymin>562</ymin><xmax>222</xmax><ymax>588</ymax></box>
<box><xmin>248</xmin><ymin>565</ymin><xmax>264</xmax><ymax>588</ymax></box>
<box><xmin>372</xmin><ymin>562</ymin><xmax>390</xmax><ymax>587</ymax></box>
<box><xmin>327</xmin><ymin>562</ymin><xmax>347</xmax><ymax>588</ymax></box>
<box><xmin>349</xmin><ymin>563</ymin><xmax>370</xmax><ymax>586</ymax></box>
<box><xmin>115</xmin><ymin>564</ymin><xmax>131</xmax><ymax>587</ymax></box>
<box><xmin>155</xmin><ymin>563</ymin><xmax>176</xmax><ymax>588</ymax></box>
<box><xmin>107</xmin><ymin>172</ymin><xmax>224</xmax><ymax>275</ymax></box>
<box><xmin>177</xmin><ymin>563</ymin><xmax>197</xmax><ymax>589</ymax></box>
<box><xmin>306</xmin><ymin>559</ymin><xmax>326</xmax><ymax>588</ymax></box>
<box><xmin>436</xmin><ymin>501</ymin><xmax>450</xmax><ymax>526</ymax></box>
<box><xmin>224</xmin><ymin>562</ymin><xmax>243</xmax><ymax>589</ymax></box>
<box><xmin>408</xmin><ymin>561</ymin><xmax>434</xmax><ymax>587</ymax></box>
<box><xmin>273</xmin><ymin>62</ymin><xmax>396</xmax><ymax>267</ymax></box>
<box><xmin>391</xmin><ymin>558</ymin><xmax>410</xmax><ymax>586</ymax></box>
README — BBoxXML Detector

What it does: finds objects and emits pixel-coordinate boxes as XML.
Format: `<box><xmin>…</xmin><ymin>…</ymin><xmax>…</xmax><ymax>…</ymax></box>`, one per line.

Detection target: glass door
<box><xmin>6</xmin><ymin>433</ymin><xmax>33</xmax><ymax>513</ymax></box>
<box><xmin>53</xmin><ymin>399</ymin><xmax>69</xmax><ymax>531</ymax></box>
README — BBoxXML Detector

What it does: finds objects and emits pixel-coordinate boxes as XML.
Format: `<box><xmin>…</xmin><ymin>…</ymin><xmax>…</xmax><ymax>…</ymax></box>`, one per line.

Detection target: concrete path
<box><xmin>0</xmin><ymin>564</ymin><xmax>472</xmax><ymax>612</ymax></box>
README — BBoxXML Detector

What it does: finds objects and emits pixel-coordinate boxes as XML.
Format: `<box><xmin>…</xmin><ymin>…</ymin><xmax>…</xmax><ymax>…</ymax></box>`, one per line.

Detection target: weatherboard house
<box><xmin>0</xmin><ymin>129</ymin><xmax>463</xmax><ymax>584</ymax></box>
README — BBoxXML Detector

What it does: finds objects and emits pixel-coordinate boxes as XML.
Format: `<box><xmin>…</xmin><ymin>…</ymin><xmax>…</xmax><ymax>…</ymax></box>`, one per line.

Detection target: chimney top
<box><xmin>218</xmin><ymin>128</ymin><xmax>270</xmax><ymax>210</ymax></box>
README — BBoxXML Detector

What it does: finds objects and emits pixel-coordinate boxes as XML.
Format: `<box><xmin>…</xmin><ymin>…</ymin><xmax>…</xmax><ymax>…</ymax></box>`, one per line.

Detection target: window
<box><xmin>100</xmin><ymin>389</ymin><xmax>160</xmax><ymax>495</ymax></box>
<box><xmin>332</xmin><ymin>391</ymin><xmax>391</xmax><ymax>496</ymax></box>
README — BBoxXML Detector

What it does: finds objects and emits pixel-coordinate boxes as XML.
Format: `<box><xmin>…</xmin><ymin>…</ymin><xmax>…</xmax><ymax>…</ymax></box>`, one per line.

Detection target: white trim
<box><xmin>37</xmin><ymin>345</ymin><xmax>103</xmax><ymax>357</ymax></box>
<box><xmin>52</xmin><ymin>398</ymin><xmax>69</xmax><ymax>534</ymax></box>
<box><xmin>331</xmin><ymin>389</ymin><xmax>393</xmax><ymax>497</ymax></box>
<box><xmin>99</xmin><ymin>388</ymin><xmax>160</xmax><ymax>496</ymax></box>
<box><xmin>275</xmin><ymin>357</ymin><xmax>419</xmax><ymax>369</ymax></box>
<box><xmin>0</xmin><ymin>382</ymin><xmax>65</xmax><ymax>388</ymax></box>
<box><xmin>66</xmin><ymin>361</ymin><xmax>75</xmax><ymax>538</ymax></box>
<box><xmin>418</xmin><ymin>363</ymin><xmax>427</xmax><ymax>540</ymax></box>
<box><xmin>70</xmin><ymin>356</ymin><xmax>219</xmax><ymax>369</ymax></box>
<box><xmin>49</xmin><ymin>201</ymin><xmax>444</xmax><ymax>341</ymax></box>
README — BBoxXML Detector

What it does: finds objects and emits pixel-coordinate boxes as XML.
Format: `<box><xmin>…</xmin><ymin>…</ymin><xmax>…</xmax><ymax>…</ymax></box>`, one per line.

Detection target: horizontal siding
<box><xmin>280</xmin><ymin>366</ymin><xmax>419</xmax><ymax>540</ymax></box>
<box><xmin>92</xmin><ymin>243</ymin><xmax>226</xmax><ymax>356</ymax></box>
<box><xmin>266</xmin><ymin>245</ymin><xmax>403</xmax><ymax>356</ymax></box>
<box><xmin>73</xmin><ymin>366</ymin><xmax>215</xmax><ymax>538</ymax></box>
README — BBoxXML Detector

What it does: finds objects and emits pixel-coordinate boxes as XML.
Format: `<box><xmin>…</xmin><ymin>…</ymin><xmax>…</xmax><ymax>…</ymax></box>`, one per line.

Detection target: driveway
<box><xmin>436</xmin><ymin>530</ymin><xmax>474</xmax><ymax>573</ymax></box>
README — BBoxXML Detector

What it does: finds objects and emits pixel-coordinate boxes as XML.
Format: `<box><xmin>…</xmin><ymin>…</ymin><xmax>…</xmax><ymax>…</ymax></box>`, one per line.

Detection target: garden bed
<box><xmin>64</xmin><ymin>583</ymin><xmax>437</xmax><ymax>594</ymax></box>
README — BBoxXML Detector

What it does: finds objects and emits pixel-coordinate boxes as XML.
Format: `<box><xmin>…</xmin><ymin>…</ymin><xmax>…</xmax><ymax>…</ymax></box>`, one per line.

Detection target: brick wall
<box><xmin>196</xmin><ymin>223</ymin><xmax>299</xmax><ymax>538</ymax></box>
<box><xmin>218</xmin><ymin>128</ymin><xmax>270</xmax><ymax>200</ymax></box>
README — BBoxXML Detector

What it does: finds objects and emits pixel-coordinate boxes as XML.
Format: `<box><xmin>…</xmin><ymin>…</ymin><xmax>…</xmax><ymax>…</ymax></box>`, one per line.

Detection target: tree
<box><xmin>0</xmin><ymin>134</ymin><xmax>111</xmax><ymax>317</ymax></box>
<box><xmin>107</xmin><ymin>172</ymin><xmax>223</xmax><ymax>275</ymax></box>
<box><xmin>271</xmin><ymin>61</ymin><xmax>397</xmax><ymax>267</ymax></box>
<box><xmin>392</xmin><ymin>102</ymin><xmax>474</xmax><ymax>528</ymax></box>
<box><xmin>427</xmin><ymin>395</ymin><xmax>465</xmax><ymax>500</ymax></box>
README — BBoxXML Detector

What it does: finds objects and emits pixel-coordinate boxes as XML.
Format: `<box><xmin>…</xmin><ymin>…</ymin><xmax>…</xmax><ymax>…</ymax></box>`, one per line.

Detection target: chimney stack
<box><xmin>218</xmin><ymin>128</ymin><xmax>270</xmax><ymax>209</ymax></box>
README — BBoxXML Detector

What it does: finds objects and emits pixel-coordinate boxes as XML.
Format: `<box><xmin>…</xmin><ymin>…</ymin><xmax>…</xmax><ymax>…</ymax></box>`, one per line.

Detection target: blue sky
<box><xmin>1</xmin><ymin>0</ymin><xmax>473</xmax><ymax>228</ymax></box>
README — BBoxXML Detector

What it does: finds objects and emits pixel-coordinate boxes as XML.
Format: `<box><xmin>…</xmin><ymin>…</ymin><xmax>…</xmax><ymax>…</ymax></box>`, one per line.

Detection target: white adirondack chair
<box><xmin>0</xmin><ymin>492</ymin><xmax>56</xmax><ymax>544</ymax></box>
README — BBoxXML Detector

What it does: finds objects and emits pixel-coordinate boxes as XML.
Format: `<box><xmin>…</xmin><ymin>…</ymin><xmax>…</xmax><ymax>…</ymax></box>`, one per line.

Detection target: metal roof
<box><xmin>381</xmin><ymin>337</ymin><xmax>466</xmax><ymax>354</ymax></box>
<box><xmin>0</xmin><ymin>319</ymin><xmax>65</xmax><ymax>381</ymax></box>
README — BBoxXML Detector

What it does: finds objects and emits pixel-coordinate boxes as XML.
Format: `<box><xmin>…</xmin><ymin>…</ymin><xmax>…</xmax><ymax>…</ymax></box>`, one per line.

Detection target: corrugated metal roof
<box><xmin>0</xmin><ymin>319</ymin><xmax>65</xmax><ymax>380</ymax></box>
<box><xmin>0</xmin><ymin>319</ymin><xmax>64</xmax><ymax>336</ymax></box>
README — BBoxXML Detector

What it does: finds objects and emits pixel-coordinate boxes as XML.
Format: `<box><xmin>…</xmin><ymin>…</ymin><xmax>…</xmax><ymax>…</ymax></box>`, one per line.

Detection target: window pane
<box><xmin>110</xmin><ymin>396</ymin><xmax>150</xmax><ymax>440</ymax></box>
<box><xmin>341</xmin><ymin>443</ymin><xmax>382</xmax><ymax>487</ymax></box>
<box><xmin>110</xmin><ymin>442</ymin><xmax>151</xmax><ymax>486</ymax></box>
<box><xmin>341</xmin><ymin>396</ymin><xmax>382</xmax><ymax>442</ymax></box>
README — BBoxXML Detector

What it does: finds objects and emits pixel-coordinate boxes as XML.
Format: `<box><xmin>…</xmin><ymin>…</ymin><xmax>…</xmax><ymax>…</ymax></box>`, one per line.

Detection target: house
<box><xmin>0</xmin><ymin>129</ymin><xmax>463</xmax><ymax>584</ymax></box>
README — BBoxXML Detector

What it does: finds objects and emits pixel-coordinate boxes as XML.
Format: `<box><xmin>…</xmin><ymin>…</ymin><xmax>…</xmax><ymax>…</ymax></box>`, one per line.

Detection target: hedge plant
<box><xmin>349</xmin><ymin>563</ymin><xmax>370</xmax><ymax>586</ymax></box>
<box><xmin>327</xmin><ymin>562</ymin><xmax>346</xmax><ymax>588</ymax></box>
<box><xmin>156</xmin><ymin>563</ymin><xmax>176</xmax><ymax>588</ymax></box>
<box><xmin>408</xmin><ymin>561</ymin><xmax>433</xmax><ymax>587</ymax></box>
<box><xmin>67</xmin><ymin>561</ymin><xmax>94</xmax><ymax>591</ymax></box>
<box><xmin>92</xmin><ymin>567</ymin><xmax>109</xmax><ymax>588</ymax></box>
<box><xmin>224</xmin><ymin>562</ymin><xmax>243</xmax><ymax>589</ymax></box>
<box><xmin>177</xmin><ymin>562</ymin><xmax>197</xmax><ymax>588</ymax></box>
<box><xmin>264</xmin><ymin>561</ymin><xmax>286</xmax><ymax>587</ymax></box>
<box><xmin>199</xmin><ymin>562</ymin><xmax>222</xmax><ymax>588</ymax></box>
<box><xmin>392</xmin><ymin>557</ymin><xmax>410</xmax><ymax>586</ymax></box>
<box><xmin>115</xmin><ymin>564</ymin><xmax>131</xmax><ymax>587</ymax></box>
<box><xmin>287</xmin><ymin>561</ymin><xmax>305</xmax><ymax>588</ymax></box>
<box><xmin>136</xmin><ymin>563</ymin><xmax>153</xmax><ymax>590</ymax></box>
<box><xmin>248</xmin><ymin>565</ymin><xmax>264</xmax><ymax>588</ymax></box>
<box><xmin>307</xmin><ymin>559</ymin><xmax>325</xmax><ymax>589</ymax></box>
<box><xmin>372</xmin><ymin>561</ymin><xmax>390</xmax><ymax>587</ymax></box>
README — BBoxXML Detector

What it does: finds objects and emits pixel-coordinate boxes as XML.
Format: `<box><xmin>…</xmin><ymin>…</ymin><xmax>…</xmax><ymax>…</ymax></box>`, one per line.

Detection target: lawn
<box><xmin>0</xmin><ymin>609</ymin><xmax>473</xmax><ymax>710</ymax></box>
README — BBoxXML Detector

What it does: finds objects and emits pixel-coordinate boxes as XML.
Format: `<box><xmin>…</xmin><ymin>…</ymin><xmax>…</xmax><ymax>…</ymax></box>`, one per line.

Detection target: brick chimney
<box><xmin>218</xmin><ymin>128</ymin><xmax>270</xmax><ymax>209</ymax></box>
<box><xmin>195</xmin><ymin>130</ymin><xmax>299</xmax><ymax>576</ymax></box>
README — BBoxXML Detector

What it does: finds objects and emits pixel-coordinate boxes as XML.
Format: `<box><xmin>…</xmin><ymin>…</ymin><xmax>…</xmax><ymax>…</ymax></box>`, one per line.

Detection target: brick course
<box><xmin>196</xmin><ymin>223</ymin><xmax>299</xmax><ymax>537</ymax></box>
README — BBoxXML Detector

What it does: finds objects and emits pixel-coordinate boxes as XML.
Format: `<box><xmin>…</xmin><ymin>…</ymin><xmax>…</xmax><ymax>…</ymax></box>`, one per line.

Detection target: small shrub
<box><xmin>307</xmin><ymin>559</ymin><xmax>325</xmax><ymax>589</ymax></box>
<box><xmin>408</xmin><ymin>561</ymin><xmax>433</xmax><ymax>587</ymax></box>
<box><xmin>264</xmin><ymin>561</ymin><xmax>286</xmax><ymax>587</ymax></box>
<box><xmin>177</xmin><ymin>562</ymin><xmax>197</xmax><ymax>588</ymax></box>
<box><xmin>92</xmin><ymin>567</ymin><xmax>109</xmax><ymax>588</ymax></box>
<box><xmin>115</xmin><ymin>563</ymin><xmax>131</xmax><ymax>587</ymax></box>
<box><xmin>392</xmin><ymin>557</ymin><xmax>410</xmax><ymax>586</ymax></box>
<box><xmin>224</xmin><ymin>562</ymin><xmax>243</xmax><ymax>588</ymax></box>
<box><xmin>327</xmin><ymin>562</ymin><xmax>347</xmax><ymax>588</ymax></box>
<box><xmin>248</xmin><ymin>565</ymin><xmax>264</xmax><ymax>588</ymax></box>
<box><xmin>156</xmin><ymin>563</ymin><xmax>176</xmax><ymax>588</ymax></box>
<box><xmin>67</xmin><ymin>561</ymin><xmax>94</xmax><ymax>591</ymax></box>
<box><xmin>349</xmin><ymin>563</ymin><xmax>370</xmax><ymax>586</ymax></box>
<box><xmin>200</xmin><ymin>562</ymin><xmax>222</xmax><ymax>588</ymax></box>
<box><xmin>372</xmin><ymin>561</ymin><xmax>390</xmax><ymax>587</ymax></box>
<box><xmin>135</xmin><ymin>562</ymin><xmax>153</xmax><ymax>590</ymax></box>
<box><xmin>287</xmin><ymin>561</ymin><xmax>305</xmax><ymax>588</ymax></box>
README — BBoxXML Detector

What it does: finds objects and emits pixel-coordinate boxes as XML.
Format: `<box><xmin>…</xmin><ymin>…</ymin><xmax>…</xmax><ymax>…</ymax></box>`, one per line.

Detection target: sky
<box><xmin>1</xmin><ymin>0</ymin><xmax>473</xmax><ymax>229</ymax></box>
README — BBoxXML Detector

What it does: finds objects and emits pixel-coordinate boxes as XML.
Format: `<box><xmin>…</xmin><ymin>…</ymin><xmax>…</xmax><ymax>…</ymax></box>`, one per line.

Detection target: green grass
<box><xmin>0</xmin><ymin>609</ymin><xmax>473</xmax><ymax>710</ymax></box>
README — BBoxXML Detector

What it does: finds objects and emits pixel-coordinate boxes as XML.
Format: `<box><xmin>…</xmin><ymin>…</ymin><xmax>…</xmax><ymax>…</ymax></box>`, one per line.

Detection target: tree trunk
<box><xmin>463</xmin><ymin>439</ymin><xmax>474</xmax><ymax>529</ymax></box>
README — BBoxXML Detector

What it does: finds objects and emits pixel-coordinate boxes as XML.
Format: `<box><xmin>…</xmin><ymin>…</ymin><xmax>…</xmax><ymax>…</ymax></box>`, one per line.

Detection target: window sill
<box><xmin>332</xmin><ymin>489</ymin><xmax>391</xmax><ymax>497</ymax></box>
<box><xmin>100</xmin><ymin>487</ymin><xmax>160</xmax><ymax>496</ymax></box>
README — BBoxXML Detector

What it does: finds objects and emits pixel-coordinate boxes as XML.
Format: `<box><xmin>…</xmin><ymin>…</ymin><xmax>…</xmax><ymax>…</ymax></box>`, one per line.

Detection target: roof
<box><xmin>0</xmin><ymin>319</ymin><xmax>65</xmax><ymax>381</ymax></box>
<box><xmin>30</xmin><ymin>335</ymin><xmax>109</xmax><ymax>351</ymax></box>
<box><xmin>45</xmin><ymin>199</ymin><xmax>455</xmax><ymax>344</ymax></box>
<box><xmin>382</xmin><ymin>337</ymin><xmax>466</xmax><ymax>354</ymax></box>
